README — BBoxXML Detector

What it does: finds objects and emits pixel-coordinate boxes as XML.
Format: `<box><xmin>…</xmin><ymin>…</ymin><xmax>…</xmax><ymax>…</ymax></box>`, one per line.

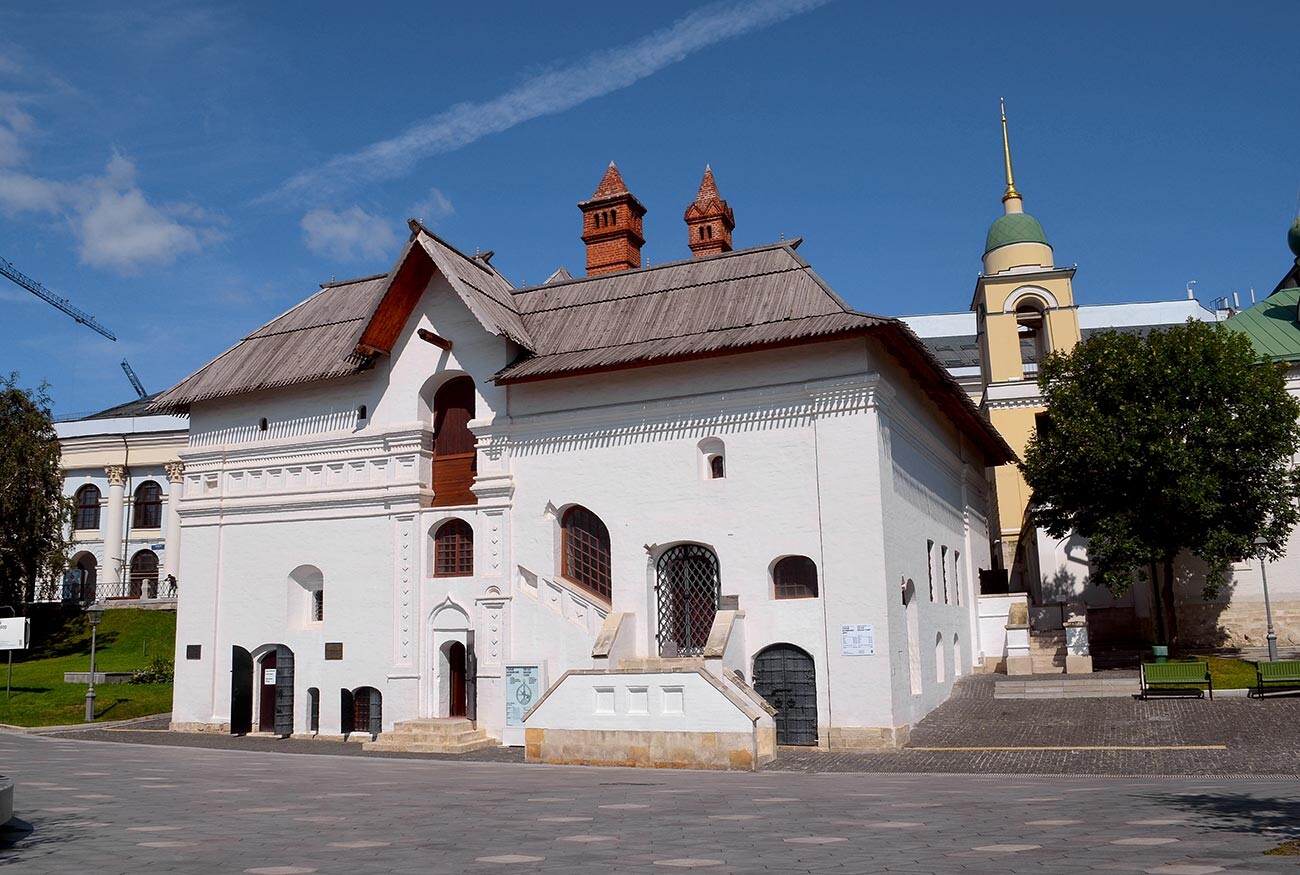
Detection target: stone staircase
<box><xmin>362</xmin><ymin>718</ymin><xmax>497</xmax><ymax>754</ymax></box>
<box><xmin>1028</xmin><ymin>630</ymin><xmax>1067</xmax><ymax>674</ymax></box>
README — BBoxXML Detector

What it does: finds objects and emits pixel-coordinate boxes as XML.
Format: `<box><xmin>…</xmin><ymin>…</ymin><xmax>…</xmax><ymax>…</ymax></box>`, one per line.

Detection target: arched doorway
<box><xmin>432</xmin><ymin>376</ymin><xmax>477</xmax><ymax>507</ymax></box>
<box><xmin>753</xmin><ymin>644</ymin><xmax>818</xmax><ymax>746</ymax></box>
<box><xmin>344</xmin><ymin>686</ymin><xmax>383</xmax><ymax>739</ymax></box>
<box><xmin>68</xmin><ymin>553</ymin><xmax>97</xmax><ymax>603</ymax></box>
<box><xmin>447</xmin><ymin>641</ymin><xmax>467</xmax><ymax>717</ymax></box>
<box><xmin>655</xmin><ymin>544</ymin><xmax>720</xmax><ymax>657</ymax></box>
<box><xmin>252</xmin><ymin>644</ymin><xmax>294</xmax><ymax>736</ymax></box>
<box><xmin>231</xmin><ymin>646</ymin><xmax>253</xmax><ymax>735</ymax></box>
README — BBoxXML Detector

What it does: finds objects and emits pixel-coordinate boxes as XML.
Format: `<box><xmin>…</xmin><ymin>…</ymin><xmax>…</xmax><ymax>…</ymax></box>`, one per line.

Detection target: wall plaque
<box><xmin>324</xmin><ymin>642</ymin><xmax>344</xmax><ymax>660</ymax></box>
<box><xmin>840</xmin><ymin>624</ymin><xmax>875</xmax><ymax>656</ymax></box>
<box><xmin>185</xmin><ymin>644</ymin><xmax>201</xmax><ymax>660</ymax></box>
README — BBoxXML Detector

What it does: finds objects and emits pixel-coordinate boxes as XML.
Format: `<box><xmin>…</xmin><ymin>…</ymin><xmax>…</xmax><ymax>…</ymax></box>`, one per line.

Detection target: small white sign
<box><xmin>0</xmin><ymin>618</ymin><xmax>29</xmax><ymax>651</ymax></box>
<box><xmin>263</xmin><ymin>668</ymin><xmax>277</xmax><ymax>685</ymax></box>
<box><xmin>840</xmin><ymin>623</ymin><xmax>875</xmax><ymax>656</ymax></box>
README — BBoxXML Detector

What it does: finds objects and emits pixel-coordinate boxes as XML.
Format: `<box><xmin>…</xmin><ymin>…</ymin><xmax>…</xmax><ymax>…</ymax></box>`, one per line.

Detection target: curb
<box><xmin>0</xmin><ymin>713</ymin><xmax>172</xmax><ymax>735</ymax></box>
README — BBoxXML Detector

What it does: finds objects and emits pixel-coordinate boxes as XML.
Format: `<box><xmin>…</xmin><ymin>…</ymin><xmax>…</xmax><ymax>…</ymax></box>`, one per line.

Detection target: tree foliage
<box><xmin>1020</xmin><ymin>320</ymin><xmax>1300</xmax><ymax>599</ymax></box>
<box><xmin>0</xmin><ymin>374</ymin><xmax>72</xmax><ymax>606</ymax></box>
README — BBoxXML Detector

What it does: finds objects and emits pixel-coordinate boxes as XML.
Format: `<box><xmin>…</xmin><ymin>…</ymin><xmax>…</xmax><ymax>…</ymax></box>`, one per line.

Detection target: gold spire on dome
<box><xmin>1000</xmin><ymin>98</ymin><xmax>1023</xmax><ymax>213</ymax></box>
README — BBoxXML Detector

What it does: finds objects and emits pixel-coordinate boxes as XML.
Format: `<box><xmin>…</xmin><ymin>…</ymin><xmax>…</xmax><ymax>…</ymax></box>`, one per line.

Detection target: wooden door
<box><xmin>230</xmin><ymin>646</ymin><xmax>253</xmax><ymax>735</ymax></box>
<box><xmin>432</xmin><ymin>377</ymin><xmax>477</xmax><ymax>507</ymax></box>
<box><xmin>448</xmin><ymin>641</ymin><xmax>467</xmax><ymax>717</ymax></box>
<box><xmin>753</xmin><ymin>645</ymin><xmax>818</xmax><ymax>746</ymax></box>
<box><xmin>258</xmin><ymin>651</ymin><xmax>277</xmax><ymax>732</ymax></box>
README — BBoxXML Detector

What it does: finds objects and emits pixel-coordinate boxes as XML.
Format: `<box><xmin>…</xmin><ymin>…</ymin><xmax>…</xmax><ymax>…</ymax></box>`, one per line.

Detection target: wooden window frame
<box><xmin>561</xmin><ymin>505</ymin><xmax>612</xmax><ymax>602</ymax></box>
<box><xmin>773</xmin><ymin>555</ymin><xmax>819</xmax><ymax>600</ymax></box>
<box><xmin>133</xmin><ymin>481</ymin><xmax>163</xmax><ymax>530</ymax></box>
<box><xmin>433</xmin><ymin>518</ymin><xmax>474</xmax><ymax>578</ymax></box>
<box><xmin>74</xmin><ymin>484</ymin><xmax>101</xmax><ymax>531</ymax></box>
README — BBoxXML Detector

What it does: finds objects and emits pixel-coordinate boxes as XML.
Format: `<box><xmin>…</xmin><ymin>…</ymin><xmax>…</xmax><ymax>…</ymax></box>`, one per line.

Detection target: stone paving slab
<box><xmin>2</xmin><ymin>732</ymin><xmax>1299</xmax><ymax>874</ymax></box>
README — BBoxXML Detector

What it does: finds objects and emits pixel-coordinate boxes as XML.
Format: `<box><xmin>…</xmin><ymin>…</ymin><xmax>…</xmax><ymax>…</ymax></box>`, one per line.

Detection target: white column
<box><xmin>163</xmin><ymin>461</ymin><xmax>185</xmax><ymax>592</ymax></box>
<box><xmin>103</xmin><ymin>465</ymin><xmax>127</xmax><ymax>592</ymax></box>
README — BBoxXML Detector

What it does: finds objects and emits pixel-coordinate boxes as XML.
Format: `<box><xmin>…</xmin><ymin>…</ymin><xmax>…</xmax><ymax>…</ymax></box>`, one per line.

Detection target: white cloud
<box><xmin>0</xmin><ymin>96</ymin><xmax>35</xmax><ymax>167</ymax></box>
<box><xmin>0</xmin><ymin>151</ymin><xmax>217</xmax><ymax>273</ymax></box>
<box><xmin>300</xmin><ymin>204</ymin><xmax>400</xmax><ymax>262</ymax></box>
<box><xmin>261</xmin><ymin>0</ymin><xmax>832</xmax><ymax>204</ymax></box>
<box><xmin>410</xmin><ymin>187</ymin><xmax>454</xmax><ymax>223</ymax></box>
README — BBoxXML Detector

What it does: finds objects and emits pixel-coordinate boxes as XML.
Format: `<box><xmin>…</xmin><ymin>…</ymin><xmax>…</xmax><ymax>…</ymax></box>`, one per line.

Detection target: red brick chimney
<box><xmin>684</xmin><ymin>165</ymin><xmax>734</xmax><ymax>257</ymax></box>
<box><xmin>578</xmin><ymin>162</ymin><xmax>646</xmax><ymax>275</ymax></box>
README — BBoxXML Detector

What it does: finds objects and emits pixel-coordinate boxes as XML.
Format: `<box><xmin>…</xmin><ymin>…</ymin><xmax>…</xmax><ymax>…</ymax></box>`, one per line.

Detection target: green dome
<box><xmin>1289</xmin><ymin>218</ymin><xmax>1300</xmax><ymax>258</ymax></box>
<box><xmin>985</xmin><ymin>212</ymin><xmax>1050</xmax><ymax>255</ymax></box>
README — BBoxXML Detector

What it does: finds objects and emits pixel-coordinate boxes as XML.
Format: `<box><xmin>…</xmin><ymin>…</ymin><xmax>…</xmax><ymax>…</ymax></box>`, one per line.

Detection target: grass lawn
<box><xmin>1167</xmin><ymin>656</ymin><xmax>1258</xmax><ymax>690</ymax></box>
<box><xmin>0</xmin><ymin>608</ymin><xmax>175</xmax><ymax>727</ymax></box>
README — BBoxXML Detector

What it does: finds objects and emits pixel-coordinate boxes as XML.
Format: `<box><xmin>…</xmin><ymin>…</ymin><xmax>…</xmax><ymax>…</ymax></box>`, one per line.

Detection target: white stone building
<box><xmin>54</xmin><ymin>397</ymin><xmax>188</xmax><ymax>604</ymax></box>
<box><xmin>156</xmin><ymin>166</ymin><xmax>1011</xmax><ymax>765</ymax></box>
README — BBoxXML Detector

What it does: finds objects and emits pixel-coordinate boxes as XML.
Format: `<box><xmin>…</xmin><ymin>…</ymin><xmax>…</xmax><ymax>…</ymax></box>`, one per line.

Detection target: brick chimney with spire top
<box><xmin>578</xmin><ymin>162</ymin><xmax>646</xmax><ymax>275</ymax></box>
<box><xmin>684</xmin><ymin>164</ymin><xmax>734</xmax><ymax>257</ymax></box>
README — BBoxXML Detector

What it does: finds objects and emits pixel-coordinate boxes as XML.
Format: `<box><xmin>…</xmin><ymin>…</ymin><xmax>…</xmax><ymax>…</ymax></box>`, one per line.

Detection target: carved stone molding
<box><xmin>105</xmin><ymin>465</ymin><xmax>127</xmax><ymax>487</ymax></box>
<box><xmin>164</xmin><ymin>461</ymin><xmax>185</xmax><ymax>483</ymax></box>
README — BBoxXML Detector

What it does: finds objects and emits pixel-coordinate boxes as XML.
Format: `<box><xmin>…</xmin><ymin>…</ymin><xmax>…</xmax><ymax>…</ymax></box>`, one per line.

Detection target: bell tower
<box><xmin>972</xmin><ymin>101</ymin><xmax>1082</xmax><ymax>571</ymax></box>
<box><xmin>579</xmin><ymin>162</ymin><xmax>647</xmax><ymax>276</ymax></box>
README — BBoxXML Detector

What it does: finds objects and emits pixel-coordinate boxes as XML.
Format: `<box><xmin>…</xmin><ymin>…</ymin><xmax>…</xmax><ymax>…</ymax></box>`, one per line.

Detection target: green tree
<box><xmin>0</xmin><ymin>374</ymin><xmax>72</xmax><ymax>606</ymax></box>
<box><xmin>1020</xmin><ymin>320</ymin><xmax>1300</xmax><ymax>643</ymax></box>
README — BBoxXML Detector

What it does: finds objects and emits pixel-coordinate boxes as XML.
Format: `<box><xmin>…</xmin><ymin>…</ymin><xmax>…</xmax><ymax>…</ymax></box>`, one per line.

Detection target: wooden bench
<box><xmin>1253</xmin><ymin>659</ymin><xmax>1300</xmax><ymax>697</ymax></box>
<box><xmin>1140</xmin><ymin>661</ymin><xmax>1213</xmax><ymax>699</ymax></box>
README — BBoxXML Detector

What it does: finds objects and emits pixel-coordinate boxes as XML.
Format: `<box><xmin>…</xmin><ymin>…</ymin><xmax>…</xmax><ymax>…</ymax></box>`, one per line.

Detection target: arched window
<box><xmin>289</xmin><ymin>565</ymin><xmax>323</xmax><ymax>624</ymax></box>
<box><xmin>129</xmin><ymin>549</ymin><xmax>158</xmax><ymax>599</ymax></box>
<box><xmin>133</xmin><ymin>481</ymin><xmax>163</xmax><ymax>529</ymax></box>
<box><xmin>74</xmin><ymin>485</ymin><xmax>101</xmax><ymax>531</ymax></box>
<box><xmin>656</xmin><ymin>544</ymin><xmax>720</xmax><ymax>656</ymax></box>
<box><xmin>432</xmin><ymin>376</ymin><xmax>477</xmax><ymax>507</ymax></box>
<box><xmin>698</xmin><ymin>437</ymin><xmax>725</xmax><ymax>480</ymax></box>
<box><xmin>610</xmin><ymin>208</ymin><xmax>617</xmax><ymax>224</ymax></box>
<box><xmin>308</xmin><ymin>687</ymin><xmax>320</xmax><ymax>733</ymax></box>
<box><xmin>434</xmin><ymin>519</ymin><xmax>474</xmax><ymax>577</ymax></box>
<box><xmin>710</xmin><ymin>455</ymin><xmax>725</xmax><ymax>479</ymax></box>
<box><xmin>1015</xmin><ymin>299</ymin><xmax>1048</xmax><ymax>378</ymax></box>
<box><xmin>953</xmin><ymin>634</ymin><xmax>963</xmax><ymax>678</ymax></box>
<box><xmin>561</xmin><ymin>505</ymin><xmax>611</xmax><ymax>600</ymax></box>
<box><xmin>941</xmin><ymin>545</ymin><xmax>949</xmax><ymax>604</ymax></box>
<box><xmin>773</xmin><ymin>556</ymin><xmax>818</xmax><ymax>599</ymax></box>
<box><xmin>935</xmin><ymin>632</ymin><xmax>946</xmax><ymax>683</ymax></box>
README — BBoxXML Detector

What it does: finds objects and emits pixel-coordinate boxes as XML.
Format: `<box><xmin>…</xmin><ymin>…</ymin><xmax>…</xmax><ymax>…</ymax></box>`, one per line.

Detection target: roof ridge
<box><xmin>319</xmin><ymin>271</ymin><xmax>388</xmax><ymax>289</ymax></box>
<box><xmin>521</xmin><ymin>263</ymin><xmax>809</xmax><ymax>315</ymax></box>
<box><xmin>411</xmin><ymin>221</ymin><xmax>511</xmax><ymax>285</ymax></box>
<box><xmin>526</xmin><ymin>311</ymin><xmax>874</xmax><ymax>358</ymax></box>
<box><xmin>512</xmin><ymin>239</ymin><xmax>803</xmax><ymax>295</ymax></box>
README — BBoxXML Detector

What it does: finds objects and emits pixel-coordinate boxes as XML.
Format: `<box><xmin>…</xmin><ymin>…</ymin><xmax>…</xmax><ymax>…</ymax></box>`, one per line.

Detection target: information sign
<box><xmin>263</xmin><ymin>668</ymin><xmax>277</xmax><ymax>685</ymax></box>
<box><xmin>840</xmin><ymin>623</ymin><xmax>875</xmax><ymax>656</ymax></box>
<box><xmin>0</xmin><ymin>618</ymin><xmax>29</xmax><ymax>651</ymax></box>
<box><xmin>505</xmin><ymin>664</ymin><xmax>540</xmax><ymax>727</ymax></box>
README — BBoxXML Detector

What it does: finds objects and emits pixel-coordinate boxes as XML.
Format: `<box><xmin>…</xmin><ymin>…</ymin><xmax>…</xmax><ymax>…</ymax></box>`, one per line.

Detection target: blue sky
<box><xmin>1</xmin><ymin>1</ymin><xmax>1298</xmax><ymax>415</ymax></box>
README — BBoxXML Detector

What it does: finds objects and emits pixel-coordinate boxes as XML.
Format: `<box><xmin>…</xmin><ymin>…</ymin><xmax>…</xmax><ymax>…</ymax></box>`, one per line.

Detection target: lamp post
<box><xmin>1253</xmin><ymin>537</ymin><xmax>1279</xmax><ymax>662</ymax></box>
<box><xmin>84</xmin><ymin>603</ymin><xmax>104</xmax><ymax>721</ymax></box>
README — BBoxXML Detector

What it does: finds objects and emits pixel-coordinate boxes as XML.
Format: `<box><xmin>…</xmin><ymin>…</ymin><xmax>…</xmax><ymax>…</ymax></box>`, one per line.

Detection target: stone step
<box><xmin>363</xmin><ymin>718</ymin><xmax>498</xmax><ymax>754</ymax></box>
<box><xmin>378</xmin><ymin>729</ymin><xmax>489</xmax><ymax>745</ymax></box>
<box><xmin>364</xmin><ymin>736</ymin><xmax>499</xmax><ymax>754</ymax></box>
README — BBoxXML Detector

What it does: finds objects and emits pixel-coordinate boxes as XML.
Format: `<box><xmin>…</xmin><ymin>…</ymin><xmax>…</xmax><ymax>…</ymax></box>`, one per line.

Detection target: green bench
<box><xmin>1140</xmin><ymin>661</ymin><xmax>1213</xmax><ymax>699</ymax></box>
<box><xmin>1253</xmin><ymin>659</ymin><xmax>1300</xmax><ymax>698</ymax></box>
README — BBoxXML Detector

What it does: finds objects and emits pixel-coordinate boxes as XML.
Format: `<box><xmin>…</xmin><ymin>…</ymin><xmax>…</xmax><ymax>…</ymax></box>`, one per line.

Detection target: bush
<box><xmin>129</xmin><ymin>656</ymin><xmax>174</xmax><ymax>685</ymax></box>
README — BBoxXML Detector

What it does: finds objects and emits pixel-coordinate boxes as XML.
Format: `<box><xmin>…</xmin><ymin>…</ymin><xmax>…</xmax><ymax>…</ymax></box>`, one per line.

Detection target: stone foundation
<box><xmin>525</xmin><ymin>726</ymin><xmax>775</xmax><ymax>770</ymax></box>
<box><xmin>169</xmin><ymin>721</ymin><xmax>230</xmax><ymax>734</ymax></box>
<box><xmin>1175</xmin><ymin>600</ymin><xmax>1300</xmax><ymax>649</ymax></box>
<box><xmin>825</xmin><ymin>724</ymin><xmax>910</xmax><ymax>750</ymax></box>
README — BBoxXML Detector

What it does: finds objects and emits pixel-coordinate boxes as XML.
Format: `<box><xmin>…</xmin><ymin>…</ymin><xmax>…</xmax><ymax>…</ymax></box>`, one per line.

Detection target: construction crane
<box><xmin>0</xmin><ymin>254</ymin><xmax>116</xmax><ymax>341</ymax></box>
<box><xmin>120</xmin><ymin>359</ymin><xmax>147</xmax><ymax>398</ymax></box>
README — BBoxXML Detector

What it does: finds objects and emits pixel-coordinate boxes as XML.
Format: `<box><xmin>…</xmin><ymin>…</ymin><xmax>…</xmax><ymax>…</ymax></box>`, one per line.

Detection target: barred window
<box><xmin>312</xmin><ymin>589</ymin><xmax>324</xmax><ymax>622</ymax></box>
<box><xmin>774</xmin><ymin>555</ymin><xmax>818</xmax><ymax>599</ymax></box>
<box><xmin>561</xmin><ymin>505</ymin><xmax>612</xmax><ymax>601</ymax></box>
<box><xmin>133</xmin><ymin>481</ymin><xmax>163</xmax><ymax>529</ymax></box>
<box><xmin>74</xmin><ymin>485</ymin><xmax>101</xmax><ymax>531</ymax></box>
<box><xmin>434</xmin><ymin>519</ymin><xmax>474</xmax><ymax>577</ymax></box>
<box><xmin>709</xmin><ymin>455</ymin><xmax>725</xmax><ymax>479</ymax></box>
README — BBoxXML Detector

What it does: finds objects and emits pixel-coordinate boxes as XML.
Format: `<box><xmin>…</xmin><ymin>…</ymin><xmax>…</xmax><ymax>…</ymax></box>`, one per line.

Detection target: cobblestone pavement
<box><xmin>3</xmin><ymin>732</ymin><xmax>1299</xmax><ymax>875</ymax></box>
<box><xmin>46</xmin><ymin>676</ymin><xmax>1300</xmax><ymax>777</ymax></box>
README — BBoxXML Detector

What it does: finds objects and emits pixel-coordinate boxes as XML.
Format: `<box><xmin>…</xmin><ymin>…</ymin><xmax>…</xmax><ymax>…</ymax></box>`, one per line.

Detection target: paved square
<box><xmin>3</xmin><ymin>731</ymin><xmax>1300</xmax><ymax>874</ymax></box>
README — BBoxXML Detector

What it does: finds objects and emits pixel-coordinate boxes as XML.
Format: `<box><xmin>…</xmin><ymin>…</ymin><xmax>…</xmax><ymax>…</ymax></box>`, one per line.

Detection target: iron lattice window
<box><xmin>133</xmin><ymin>481</ymin><xmax>162</xmax><ymax>529</ymax></box>
<box><xmin>74</xmin><ymin>485</ymin><xmax>101</xmax><ymax>531</ymax></box>
<box><xmin>773</xmin><ymin>556</ymin><xmax>818</xmax><ymax>599</ymax></box>
<box><xmin>709</xmin><ymin>455</ymin><xmax>725</xmax><ymax>479</ymax></box>
<box><xmin>656</xmin><ymin>544</ymin><xmax>720</xmax><ymax>657</ymax></box>
<box><xmin>311</xmin><ymin>590</ymin><xmax>324</xmax><ymax>622</ymax></box>
<box><xmin>434</xmin><ymin>519</ymin><xmax>474</xmax><ymax>577</ymax></box>
<box><xmin>561</xmin><ymin>506</ymin><xmax>611</xmax><ymax>600</ymax></box>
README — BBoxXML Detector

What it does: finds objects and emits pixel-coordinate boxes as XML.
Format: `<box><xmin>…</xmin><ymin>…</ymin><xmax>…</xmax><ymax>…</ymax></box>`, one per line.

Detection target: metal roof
<box><xmin>1227</xmin><ymin>287</ymin><xmax>1300</xmax><ymax>363</ymax></box>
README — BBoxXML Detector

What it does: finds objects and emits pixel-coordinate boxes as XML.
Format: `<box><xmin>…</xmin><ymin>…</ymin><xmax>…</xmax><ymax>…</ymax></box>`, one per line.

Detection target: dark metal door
<box><xmin>367</xmin><ymin>687</ymin><xmax>383</xmax><ymax>737</ymax></box>
<box><xmin>231</xmin><ymin>646</ymin><xmax>253</xmax><ymax>735</ymax></box>
<box><xmin>274</xmin><ymin>645</ymin><xmax>294</xmax><ymax>736</ymax></box>
<box><xmin>258</xmin><ymin>651</ymin><xmax>277</xmax><ymax>732</ymax></box>
<box><xmin>340</xmin><ymin>688</ymin><xmax>355</xmax><ymax>735</ymax></box>
<box><xmin>465</xmin><ymin>632</ymin><xmax>477</xmax><ymax>722</ymax></box>
<box><xmin>656</xmin><ymin>545</ymin><xmax>720</xmax><ymax>657</ymax></box>
<box><xmin>753</xmin><ymin>645</ymin><xmax>818</xmax><ymax>746</ymax></box>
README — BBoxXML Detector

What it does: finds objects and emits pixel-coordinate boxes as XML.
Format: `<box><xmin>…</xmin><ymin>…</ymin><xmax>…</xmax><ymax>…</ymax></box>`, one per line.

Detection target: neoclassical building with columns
<box><xmin>55</xmin><ymin>395</ymin><xmax>188</xmax><ymax>604</ymax></box>
<box><xmin>154</xmin><ymin>164</ymin><xmax>1011</xmax><ymax>766</ymax></box>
